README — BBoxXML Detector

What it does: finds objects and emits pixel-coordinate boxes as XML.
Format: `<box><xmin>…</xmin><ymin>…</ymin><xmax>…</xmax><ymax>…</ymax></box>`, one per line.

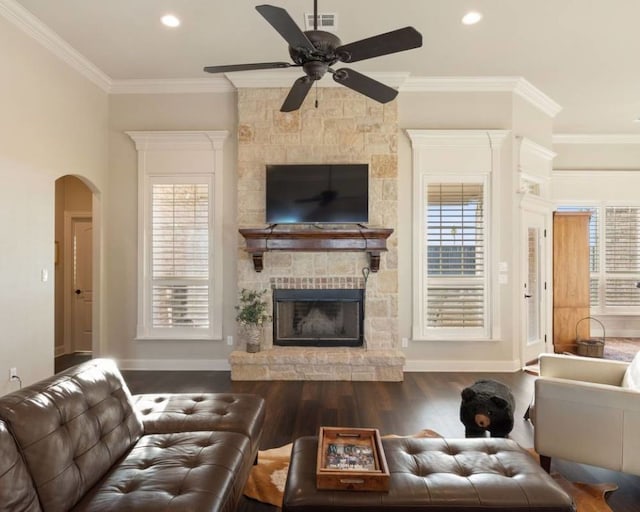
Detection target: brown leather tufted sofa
<box><xmin>0</xmin><ymin>359</ymin><xmax>265</xmax><ymax>512</ymax></box>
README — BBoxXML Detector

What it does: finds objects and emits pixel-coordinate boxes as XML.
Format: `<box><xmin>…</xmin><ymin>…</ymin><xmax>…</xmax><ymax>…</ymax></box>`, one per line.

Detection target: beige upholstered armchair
<box><xmin>533</xmin><ymin>352</ymin><xmax>640</xmax><ymax>476</ymax></box>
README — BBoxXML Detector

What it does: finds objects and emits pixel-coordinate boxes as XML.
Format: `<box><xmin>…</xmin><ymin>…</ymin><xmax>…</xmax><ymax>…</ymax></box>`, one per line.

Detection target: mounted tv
<box><xmin>266</xmin><ymin>164</ymin><xmax>369</xmax><ymax>224</ymax></box>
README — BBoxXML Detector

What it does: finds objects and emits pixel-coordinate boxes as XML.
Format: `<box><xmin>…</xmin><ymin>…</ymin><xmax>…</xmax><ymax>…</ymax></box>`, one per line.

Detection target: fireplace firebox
<box><xmin>273</xmin><ymin>288</ymin><xmax>365</xmax><ymax>347</ymax></box>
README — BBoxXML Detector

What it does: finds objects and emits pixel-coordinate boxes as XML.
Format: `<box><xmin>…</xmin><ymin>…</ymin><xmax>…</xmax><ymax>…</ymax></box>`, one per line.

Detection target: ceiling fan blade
<box><xmin>203</xmin><ymin>62</ymin><xmax>293</xmax><ymax>73</ymax></box>
<box><xmin>256</xmin><ymin>5</ymin><xmax>315</xmax><ymax>51</ymax></box>
<box><xmin>332</xmin><ymin>68</ymin><xmax>398</xmax><ymax>104</ymax></box>
<box><xmin>336</xmin><ymin>26</ymin><xmax>422</xmax><ymax>63</ymax></box>
<box><xmin>281</xmin><ymin>77</ymin><xmax>313</xmax><ymax>112</ymax></box>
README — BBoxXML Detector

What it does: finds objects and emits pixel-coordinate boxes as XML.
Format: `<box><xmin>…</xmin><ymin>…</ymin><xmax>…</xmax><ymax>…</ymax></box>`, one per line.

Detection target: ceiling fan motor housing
<box><xmin>289</xmin><ymin>30</ymin><xmax>341</xmax><ymax>65</ymax></box>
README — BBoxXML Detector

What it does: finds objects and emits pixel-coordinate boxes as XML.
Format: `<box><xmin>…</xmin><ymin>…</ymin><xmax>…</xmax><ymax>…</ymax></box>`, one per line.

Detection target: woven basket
<box><xmin>575</xmin><ymin>316</ymin><xmax>605</xmax><ymax>358</ymax></box>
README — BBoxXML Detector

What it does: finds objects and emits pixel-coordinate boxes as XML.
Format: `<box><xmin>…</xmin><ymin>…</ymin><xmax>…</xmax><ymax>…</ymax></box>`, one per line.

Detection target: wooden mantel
<box><xmin>239</xmin><ymin>226</ymin><xmax>393</xmax><ymax>272</ymax></box>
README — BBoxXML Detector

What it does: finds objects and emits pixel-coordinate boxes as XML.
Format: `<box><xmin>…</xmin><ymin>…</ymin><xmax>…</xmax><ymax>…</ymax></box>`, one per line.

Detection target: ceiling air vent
<box><xmin>304</xmin><ymin>12</ymin><xmax>337</xmax><ymax>31</ymax></box>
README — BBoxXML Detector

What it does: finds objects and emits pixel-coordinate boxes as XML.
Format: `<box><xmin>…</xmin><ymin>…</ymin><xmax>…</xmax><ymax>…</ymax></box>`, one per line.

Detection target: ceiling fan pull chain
<box><xmin>315</xmin><ymin>82</ymin><xmax>319</xmax><ymax>108</ymax></box>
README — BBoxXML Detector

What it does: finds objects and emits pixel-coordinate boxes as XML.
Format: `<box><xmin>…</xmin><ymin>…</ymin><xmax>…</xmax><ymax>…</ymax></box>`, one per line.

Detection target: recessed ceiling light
<box><xmin>462</xmin><ymin>11</ymin><xmax>483</xmax><ymax>25</ymax></box>
<box><xmin>161</xmin><ymin>14</ymin><xmax>181</xmax><ymax>28</ymax></box>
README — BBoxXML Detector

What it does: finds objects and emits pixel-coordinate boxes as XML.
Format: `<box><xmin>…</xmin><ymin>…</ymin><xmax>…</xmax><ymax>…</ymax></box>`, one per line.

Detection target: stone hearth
<box><xmin>230</xmin><ymin>347</ymin><xmax>404</xmax><ymax>381</ymax></box>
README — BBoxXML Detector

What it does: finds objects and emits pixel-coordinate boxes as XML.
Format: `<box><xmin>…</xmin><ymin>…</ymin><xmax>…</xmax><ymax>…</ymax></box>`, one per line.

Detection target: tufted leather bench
<box><xmin>0</xmin><ymin>359</ymin><xmax>265</xmax><ymax>512</ymax></box>
<box><xmin>283</xmin><ymin>436</ymin><xmax>576</xmax><ymax>512</ymax></box>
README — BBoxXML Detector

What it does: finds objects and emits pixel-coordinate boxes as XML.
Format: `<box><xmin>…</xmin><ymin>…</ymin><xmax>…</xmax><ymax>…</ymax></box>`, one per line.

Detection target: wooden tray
<box><xmin>316</xmin><ymin>427</ymin><xmax>390</xmax><ymax>491</ymax></box>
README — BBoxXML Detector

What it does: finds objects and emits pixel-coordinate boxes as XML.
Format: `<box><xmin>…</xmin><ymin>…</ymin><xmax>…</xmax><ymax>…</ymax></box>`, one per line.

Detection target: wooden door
<box><xmin>553</xmin><ymin>212</ymin><xmax>590</xmax><ymax>353</ymax></box>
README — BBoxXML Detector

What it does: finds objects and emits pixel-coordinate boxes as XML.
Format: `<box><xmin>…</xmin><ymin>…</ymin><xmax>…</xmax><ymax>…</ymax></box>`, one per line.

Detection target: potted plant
<box><xmin>236</xmin><ymin>288</ymin><xmax>271</xmax><ymax>352</ymax></box>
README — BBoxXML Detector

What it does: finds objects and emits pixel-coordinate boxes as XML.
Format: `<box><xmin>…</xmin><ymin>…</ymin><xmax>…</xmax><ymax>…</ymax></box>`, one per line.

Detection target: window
<box><xmin>557</xmin><ymin>204</ymin><xmax>640</xmax><ymax>312</ymax></box>
<box><xmin>151</xmin><ymin>181</ymin><xmax>210</xmax><ymax>329</ymax></box>
<box><xmin>408</xmin><ymin>130</ymin><xmax>506</xmax><ymax>341</ymax></box>
<box><xmin>424</xmin><ymin>180</ymin><xmax>487</xmax><ymax>335</ymax></box>
<box><xmin>604</xmin><ymin>207</ymin><xmax>640</xmax><ymax>307</ymax></box>
<box><xmin>128</xmin><ymin>130</ymin><xmax>227</xmax><ymax>340</ymax></box>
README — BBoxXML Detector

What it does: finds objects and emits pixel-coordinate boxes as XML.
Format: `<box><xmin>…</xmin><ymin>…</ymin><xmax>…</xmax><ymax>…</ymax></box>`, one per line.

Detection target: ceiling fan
<box><xmin>203</xmin><ymin>1</ymin><xmax>423</xmax><ymax>112</ymax></box>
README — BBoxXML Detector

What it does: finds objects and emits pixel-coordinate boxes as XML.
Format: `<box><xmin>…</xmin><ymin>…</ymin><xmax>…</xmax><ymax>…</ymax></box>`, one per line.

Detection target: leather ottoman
<box><xmin>283</xmin><ymin>436</ymin><xmax>575</xmax><ymax>512</ymax></box>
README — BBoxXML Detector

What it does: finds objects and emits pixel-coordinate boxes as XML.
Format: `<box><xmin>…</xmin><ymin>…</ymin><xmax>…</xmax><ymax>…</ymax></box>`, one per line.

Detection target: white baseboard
<box><xmin>404</xmin><ymin>359</ymin><xmax>522</xmax><ymax>372</ymax></box>
<box><xmin>117</xmin><ymin>358</ymin><xmax>522</xmax><ymax>373</ymax></box>
<box><xmin>116</xmin><ymin>359</ymin><xmax>231</xmax><ymax>371</ymax></box>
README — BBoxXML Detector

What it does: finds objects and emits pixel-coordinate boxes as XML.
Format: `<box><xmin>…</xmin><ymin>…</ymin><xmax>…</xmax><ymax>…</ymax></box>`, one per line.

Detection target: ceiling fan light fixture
<box><xmin>461</xmin><ymin>11</ymin><xmax>483</xmax><ymax>25</ymax></box>
<box><xmin>161</xmin><ymin>14</ymin><xmax>181</xmax><ymax>28</ymax></box>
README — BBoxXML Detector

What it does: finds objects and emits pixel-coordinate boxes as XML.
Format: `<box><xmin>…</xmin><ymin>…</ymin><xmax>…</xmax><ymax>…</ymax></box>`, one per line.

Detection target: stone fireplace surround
<box><xmin>231</xmin><ymin>87</ymin><xmax>404</xmax><ymax>381</ymax></box>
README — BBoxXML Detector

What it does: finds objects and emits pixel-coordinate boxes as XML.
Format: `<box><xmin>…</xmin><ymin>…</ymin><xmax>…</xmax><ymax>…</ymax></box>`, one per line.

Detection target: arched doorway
<box><xmin>54</xmin><ymin>175</ymin><xmax>94</xmax><ymax>371</ymax></box>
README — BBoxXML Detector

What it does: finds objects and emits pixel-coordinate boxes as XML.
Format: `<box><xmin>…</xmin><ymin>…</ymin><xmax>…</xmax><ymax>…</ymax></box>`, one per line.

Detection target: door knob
<box><xmin>75</xmin><ymin>289</ymin><xmax>82</xmax><ymax>295</ymax></box>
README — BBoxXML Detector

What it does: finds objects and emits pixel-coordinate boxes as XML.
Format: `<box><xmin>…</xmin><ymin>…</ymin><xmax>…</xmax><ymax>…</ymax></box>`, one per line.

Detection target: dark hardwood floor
<box><xmin>118</xmin><ymin>370</ymin><xmax>640</xmax><ymax>512</ymax></box>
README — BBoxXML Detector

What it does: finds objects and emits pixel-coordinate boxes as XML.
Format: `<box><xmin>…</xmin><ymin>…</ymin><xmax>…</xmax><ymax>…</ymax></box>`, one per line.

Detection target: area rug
<box><xmin>526</xmin><ymin>449</ymin><xmax>618</xmax><ymax>512</ymax></box>
<box><xmin>603</xmin><ymin>337</ymin><xmax>640</xmax><ymax>362</ymax></box>
<box><xmin>244</xmin><ymin>430</ymin><xmax>617</xmax><ymax>511</ymax></box>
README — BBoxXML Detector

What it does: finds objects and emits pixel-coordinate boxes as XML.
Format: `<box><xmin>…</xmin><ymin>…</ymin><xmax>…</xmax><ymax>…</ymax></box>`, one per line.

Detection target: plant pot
<box><xmin>243</xmin><ymin>324</ymin><xmax>263</xmax><ymax>353</ymax></box>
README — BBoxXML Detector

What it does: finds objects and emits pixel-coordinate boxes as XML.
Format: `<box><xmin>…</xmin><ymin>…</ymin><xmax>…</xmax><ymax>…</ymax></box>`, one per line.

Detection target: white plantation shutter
<box><xmin>425</xmin><ymin>182</ymin><xmax>486</xmax><ymax>334</ymax></box>
<box><xmin>605</xmin><ymin>207</ymin><xmax>640</xmax><ymax>307</ymax></box>
<box><xmin>151</xmin><ymin>183</ymin><xmax>210</xmax><ymax>328</ymax></box>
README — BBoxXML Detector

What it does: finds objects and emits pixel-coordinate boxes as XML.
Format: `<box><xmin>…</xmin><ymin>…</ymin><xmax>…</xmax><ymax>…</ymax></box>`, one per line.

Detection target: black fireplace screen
<box><xmin>273</xmin><ymin>288</ymin><xmax>364</xmax><ymax>347</ymax></box>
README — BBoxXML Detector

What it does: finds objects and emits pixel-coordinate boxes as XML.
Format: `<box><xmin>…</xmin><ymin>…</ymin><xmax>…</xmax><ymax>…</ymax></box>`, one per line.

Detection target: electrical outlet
<box><xmin>10</xmin><ymin>367</ymin><xmax>17</xmax><ymax>379</ymax></box>
<box><xmin>401</xmin><ymin>337</ymin><xmax>409</xmax><ymax>348</ymax></box>
<box><xmin>226</xmin><ymin>335</ymin><xmax>233</xmax><ymax>346</ymax></box>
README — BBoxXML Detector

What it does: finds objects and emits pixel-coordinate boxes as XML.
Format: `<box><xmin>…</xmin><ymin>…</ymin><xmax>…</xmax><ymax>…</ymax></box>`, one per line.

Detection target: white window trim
<box><xmin>407</xmin><ymin>130</ymin><xmax>509</xmax><ymax>341</ymax></box>
<box><xmin>127</xmin><ymin>130</ymin><xmax>228</xmax><ymax>341</ymax></box>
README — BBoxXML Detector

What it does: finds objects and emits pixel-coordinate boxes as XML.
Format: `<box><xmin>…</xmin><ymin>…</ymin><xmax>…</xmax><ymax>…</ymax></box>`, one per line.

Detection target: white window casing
<box><xmin>407</xmin><ymin>130</ymin><xmax>509</xmax><ymax>341</ymax></box>
<box><xmin>127</xmin><ymin>131</ymin><xmax>228</xmax><ymax>340</ymax></box>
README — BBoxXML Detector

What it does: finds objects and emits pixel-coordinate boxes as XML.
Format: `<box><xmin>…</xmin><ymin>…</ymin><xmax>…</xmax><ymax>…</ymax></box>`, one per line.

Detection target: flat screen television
<box><xmin>266</xmin><ymin>164</ymin><xmax>369</xmax><ymax>224</ymax></box>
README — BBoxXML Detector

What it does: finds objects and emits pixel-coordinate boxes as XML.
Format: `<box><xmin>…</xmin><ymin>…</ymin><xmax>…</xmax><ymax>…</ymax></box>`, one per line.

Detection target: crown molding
<box><xmin>401</xmin><ymin>76</ymin><xmax>562</xmax><ymax>119</ymax></box>
<box><xmin>110</xmin><ymin>77</ymin><xmax>235</xmax><ymax>94</ymax></box>
<box><xmin>225</xmin><ymin>70</ymin><xmax>411</xmax><ymax>89</ymax></box>
<box><xmin>553</xmin><ymin>134</ymin><xmax>640</xmax><ymax>144</ymax></box>
<box><xmin>0</xmin><ymin>0</ymin><xmax>111</xmax><ymax>92</ymax></box>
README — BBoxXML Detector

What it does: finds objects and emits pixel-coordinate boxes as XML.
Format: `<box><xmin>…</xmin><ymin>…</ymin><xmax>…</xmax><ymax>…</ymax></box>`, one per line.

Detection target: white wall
<box><xmin>104</xmin><ymin>88</ymin><xmax>555</xmax><ymax>371</ymax></box>
<box><xmin>106</xmin><ymin>93</ymin><xmax>237</xmax><ymax>369</ymax></box>
<box><xmin>554</xmin><ymin>143</ymin><xmax>640</xmax><ymax>170</ymax></box>
<box><xmin>0</xmin><ymin>15</ymin><xmax>108</xmax><ymax>395</ymax></box>
<box><xmin>397</xmin><ymin>91</ymin><xmax>553</xmax><ymax>370</ymax></box>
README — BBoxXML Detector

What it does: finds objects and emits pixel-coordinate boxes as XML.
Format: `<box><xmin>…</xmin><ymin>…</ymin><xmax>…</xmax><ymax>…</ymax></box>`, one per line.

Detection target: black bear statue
<box><xmin>459</xmin><ymin>379</ymin><xmax>515</xmax><ymax>438</ymax></box>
